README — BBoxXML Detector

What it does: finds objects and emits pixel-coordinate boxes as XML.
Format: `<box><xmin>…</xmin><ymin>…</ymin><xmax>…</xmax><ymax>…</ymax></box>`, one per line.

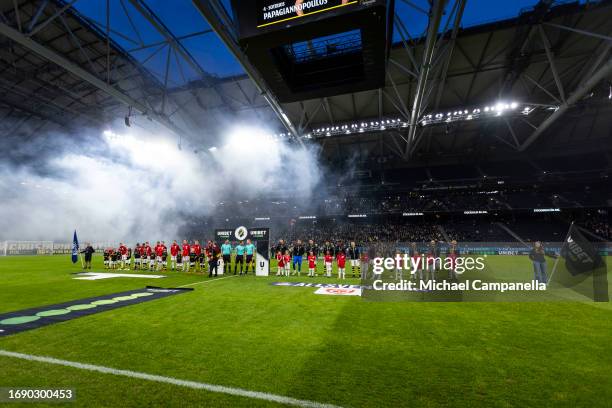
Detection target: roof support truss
<box><xmin>0</xmin><ymin>19</ymin><xmax>186</xmax><ymax>135</ymax></box>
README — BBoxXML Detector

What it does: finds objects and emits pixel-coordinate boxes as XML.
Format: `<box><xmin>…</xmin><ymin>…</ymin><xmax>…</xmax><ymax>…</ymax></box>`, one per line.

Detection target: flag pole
<box><xmin>547</xmin><ymin>221</ymin><xmax>573</xmax><ymax>285</ymax></box>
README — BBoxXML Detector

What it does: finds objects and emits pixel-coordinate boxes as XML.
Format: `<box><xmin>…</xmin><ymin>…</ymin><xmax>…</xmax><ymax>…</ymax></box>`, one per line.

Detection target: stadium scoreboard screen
<box><xmin>232</xmin><ymin>0</ymin><xmax>385</xmax><ymax>39</ymax></box>
<box><xmin>230</xmin><ymin>0</ymin><xmax>392</xmax><ymax>102</ymax></box>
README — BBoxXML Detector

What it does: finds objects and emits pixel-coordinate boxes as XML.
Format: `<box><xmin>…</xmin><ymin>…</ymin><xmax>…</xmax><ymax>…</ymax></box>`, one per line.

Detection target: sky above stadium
<box><xmin>71</xmin><ymin>0</ymin><xmax>541</xmax><ymax>87</ymax></box>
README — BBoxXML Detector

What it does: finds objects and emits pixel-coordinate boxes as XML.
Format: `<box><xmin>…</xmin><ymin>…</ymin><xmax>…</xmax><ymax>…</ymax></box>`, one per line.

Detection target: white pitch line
<box><xmin>178</xmin><ymin>275</ymin><xmax>237</xmax><ymax>288</ymax></box>
<box><xmin>0</xmin><ymin>350</ymin><xmax>343</xmax><ymax>408</ymax></box>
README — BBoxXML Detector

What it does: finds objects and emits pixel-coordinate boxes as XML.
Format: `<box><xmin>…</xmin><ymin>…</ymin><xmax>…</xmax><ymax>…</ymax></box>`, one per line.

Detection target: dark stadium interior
<box><xmin>1</xmin><ymin>0</ymin><xmax>611</xmax><ymax>407</ymax></box>
<box><xmin>0</xmin><ymin>0</ymin><xmax>610</xmax><ymax>249</ymax></box>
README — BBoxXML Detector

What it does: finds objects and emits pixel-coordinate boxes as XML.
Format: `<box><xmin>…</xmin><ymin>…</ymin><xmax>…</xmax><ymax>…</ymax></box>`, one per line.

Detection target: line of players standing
<box><xmin>103</xmin><ymin>239</ymin><xmax>257</xmax><ymax>277</ymax></box>
<box><xmin>272</xmin><ymin>239</ymin><xmax>364</xmax><ymax>279</ymax></box>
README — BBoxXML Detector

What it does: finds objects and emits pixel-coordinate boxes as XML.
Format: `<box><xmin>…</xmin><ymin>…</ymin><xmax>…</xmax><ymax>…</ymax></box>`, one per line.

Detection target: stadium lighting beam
<box><xmin>308</xmin><ymin>101</ymin><xmax>538</xmax><ymax>138</ymax></box>
<box><xmin>418</xmin><ymin>101</ymin><xmax>537</xmax><ymax>127</ymax></box>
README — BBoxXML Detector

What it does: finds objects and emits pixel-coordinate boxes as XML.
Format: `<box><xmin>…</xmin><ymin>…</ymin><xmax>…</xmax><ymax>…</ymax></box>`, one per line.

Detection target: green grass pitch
<box><xmin>0</xmin><ymin>255</ymin><xmax>611</xmax><ymax>407</ymax></box>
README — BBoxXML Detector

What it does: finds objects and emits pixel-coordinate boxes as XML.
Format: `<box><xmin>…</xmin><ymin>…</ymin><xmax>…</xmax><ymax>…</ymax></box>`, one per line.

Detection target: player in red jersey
<box><xmin>155</xmin><ymin>243</ymin><xmax>164</xmax><ymax>271</ymax></box>
<box><xmin>275</xmin><ymin>251</ymin><xmax>284</xmax><ymax>276</ymax></box>
<box><xmin>118</xmin><ymin>243</ymin><xmax>128</xmax><ymax>270</ymax></box>
<box><xmin>192</xmin><ymin>240</ymin><xmax>202</xmax><ymax>273</ymax></box>
<box><xmin>324</xmin><ymin>251</ymin><xmax>333</xmax><ymax>277</ymax></box>
<box><xmin>336</xmin><ymin>251</ymin><xmax>347</xmax><ymax>279</ymax></box>
<box><xmin>181</xmin><ymin>240</ymin><xmax>190</xmax><ymax>272</ymax></box>
<box><xmin>143</xmin><ymin>242</ymin><xmax>152</xmax><ymax>270</ymax></box>
<box><xmin>170</xmin><ymin>240</ymin><xmax>180</xmax><ymax>271</ymax></box>
<box><xmin>307</xmin><ymin>251</ymin><xmax>317</xmax><ymax>277</ymax></box>
<box><xmin>139</xmin><ymin>243</ymin><xmax>146</xmax><ymax>269</ymax></box>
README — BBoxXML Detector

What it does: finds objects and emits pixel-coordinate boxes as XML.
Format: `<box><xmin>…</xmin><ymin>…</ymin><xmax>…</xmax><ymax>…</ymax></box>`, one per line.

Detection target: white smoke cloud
<box><xmin>0</xmin><ymin>120</ymin><xmax>322</xmax><ymax>244</ymax></box>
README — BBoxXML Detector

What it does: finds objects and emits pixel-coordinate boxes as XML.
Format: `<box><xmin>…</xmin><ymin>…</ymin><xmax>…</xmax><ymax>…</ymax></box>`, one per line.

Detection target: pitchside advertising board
<box><xmin>231</xmin><ymin>0</ymin><xmax>383</xmax><ymax>38</ymax></box>
<box><xmin>215</xmin><ymin>227</ymin><xmax>270</xmax><ymax>276</ymax></box>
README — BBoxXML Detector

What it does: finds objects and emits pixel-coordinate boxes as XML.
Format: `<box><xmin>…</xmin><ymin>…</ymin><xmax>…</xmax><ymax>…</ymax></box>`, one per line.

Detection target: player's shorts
<box><xmin>351</xmin><ymin>259</ymin><xmax>360</xmax><ymax>267</ymax></box>
<box><xmin>122</xmin><ymin>254</ymin><xmax>127</xmax><ymax>261</ymax></box>
<box><xmin>171</xmin><ymin>255</ymin><xmax>177</xmax><ymax>261</ymax></box>
<box><xmin>223</xmin><ymin>254</ymin><xmax>231</xmax><ymax>263</ymax></box>
<box><xmin>246</xmin><ymin>255</ymin><xmax>253</xmax><ymax>263</ymax></box>
<box><xmin>236</xmin><ymin>255</ymin><xmax>244</xmax><ymax>262</ymax></box>
<box><xmin>156</xmin><ymin>256</ymin><xmax>162</xmax><ymax>263</ymax></box>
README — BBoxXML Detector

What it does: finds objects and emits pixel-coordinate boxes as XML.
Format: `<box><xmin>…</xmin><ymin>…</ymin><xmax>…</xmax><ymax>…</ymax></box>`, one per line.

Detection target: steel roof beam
<box><xmin>518</xmin><ymin>56</ymin><xmax>612</xmax><ymax>151</ymax></box>
<box><xmin>432</xmin><ymin>0</ymin><xmax>467</xmax><ymax>112</ymax></box>
<box><xmin>404</xmin><ymin>0</ymin><xmax>446</xmax><ymax>156</ymax></box>
<box><xmin>0</xmin><ymin>20</ymin><xmax>186</xmax><ymax>135</ymax></box>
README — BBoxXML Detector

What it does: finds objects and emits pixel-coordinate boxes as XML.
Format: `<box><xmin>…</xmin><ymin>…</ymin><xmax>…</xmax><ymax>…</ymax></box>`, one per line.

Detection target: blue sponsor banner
<box><xmin>271</xmin><ymin>282</ymin><xmax>361</xmax><ymax>289</ymax></box>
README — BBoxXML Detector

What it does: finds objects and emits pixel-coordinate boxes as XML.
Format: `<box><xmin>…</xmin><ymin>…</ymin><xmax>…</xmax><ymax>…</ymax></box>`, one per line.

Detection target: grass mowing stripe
<box><xmin>0</xmin><ymin>350</ymin><xmax>343</xmax><ymax>408</ymax></box>
<box><xmin>178</xmin><ymin>275</ymin><xmax>238</xmax><ymax>287</ymax></box>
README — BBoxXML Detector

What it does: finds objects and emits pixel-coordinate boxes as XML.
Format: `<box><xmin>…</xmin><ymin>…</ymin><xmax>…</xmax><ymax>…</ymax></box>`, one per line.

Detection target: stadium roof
<box><xmin>1</xmin><ymin>0</ymin><xmax>611</xmax><ymax>167</ymax></box>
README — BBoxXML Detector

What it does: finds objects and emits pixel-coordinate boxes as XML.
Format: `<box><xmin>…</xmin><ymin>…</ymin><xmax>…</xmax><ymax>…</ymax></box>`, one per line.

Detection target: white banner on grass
<box><xmin>314</xmin><ymin>287</ymin><xmax>362</xmax><ymax>296</ymax></box>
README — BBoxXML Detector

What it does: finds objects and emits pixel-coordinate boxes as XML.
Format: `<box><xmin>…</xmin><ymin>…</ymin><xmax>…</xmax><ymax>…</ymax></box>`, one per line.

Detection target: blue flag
<box><xmin>71</xmin><ymin>230</ymin><xmax>80</xmax><ymax>264</ymax></box>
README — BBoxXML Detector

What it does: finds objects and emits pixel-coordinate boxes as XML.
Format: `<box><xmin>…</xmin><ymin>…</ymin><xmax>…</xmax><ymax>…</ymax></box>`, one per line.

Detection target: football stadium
<box><xmin>0</xmin><ymin>0</ymin><xmax>611</xmax><ymax>406</ymax></box>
